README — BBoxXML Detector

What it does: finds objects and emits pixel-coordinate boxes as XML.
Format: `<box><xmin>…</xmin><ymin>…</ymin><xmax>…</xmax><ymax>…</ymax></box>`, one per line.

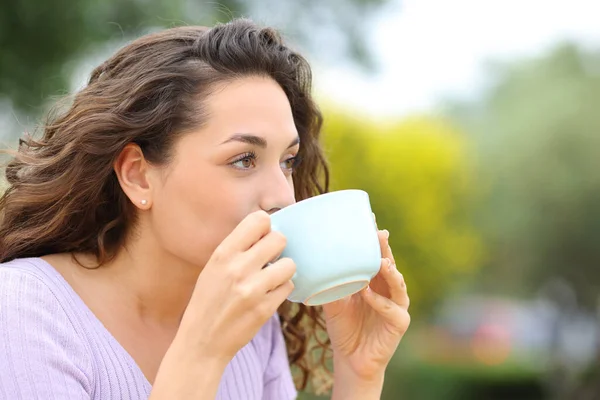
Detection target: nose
<box><xmin>260</xmin><ymin>168</ymin><xmax>296</xmax><ymax>215</ymax></box>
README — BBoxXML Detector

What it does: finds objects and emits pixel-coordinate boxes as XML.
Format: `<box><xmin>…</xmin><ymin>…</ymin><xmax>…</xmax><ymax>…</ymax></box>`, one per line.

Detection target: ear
<box><xmin>114</xmin><ymin>143</ymin><xmax>153</xmax><ymax>210</ymax></box>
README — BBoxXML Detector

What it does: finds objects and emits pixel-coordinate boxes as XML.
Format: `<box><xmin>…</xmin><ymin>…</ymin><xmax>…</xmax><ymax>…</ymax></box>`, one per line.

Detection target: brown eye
<box><xmin>281</xmin><ymin>155</ymin><xmax>301</xmax><ymax>172</ymax></box>
<box><xmin>230</xmin><ymin>152</ymin><xmax>257</xmax><ymax>170</ymax></box>
<box><xmin>239</xmin><ymin>157</ymin><xmax>254</xmax><ymax>168</ymax></box>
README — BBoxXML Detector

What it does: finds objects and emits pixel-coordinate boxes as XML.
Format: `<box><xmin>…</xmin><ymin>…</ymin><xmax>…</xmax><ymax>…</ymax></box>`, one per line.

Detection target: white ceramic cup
<box><xmin>270</xmin><ymin>189</ymin><xmax>382</xmax><ymax>306</ymax></box>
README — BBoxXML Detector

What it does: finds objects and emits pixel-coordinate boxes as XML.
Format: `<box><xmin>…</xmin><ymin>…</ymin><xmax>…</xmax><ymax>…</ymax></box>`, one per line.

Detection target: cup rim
<box><xmin>271</xmin><ymin>189</ymin><xmax>368</xmax><ymax>218</ymax></box>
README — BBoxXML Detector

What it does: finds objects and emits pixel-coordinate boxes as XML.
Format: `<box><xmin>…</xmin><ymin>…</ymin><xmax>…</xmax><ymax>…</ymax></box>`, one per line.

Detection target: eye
<box><xmin>281</xmin><ymin>155</ymin><xmax>302</xmax><ymax>172</ymax></box>
<box><xmin>230</xmin><ymin>152</ymin><xmax>257</xmax><ymax>170</ymax></box>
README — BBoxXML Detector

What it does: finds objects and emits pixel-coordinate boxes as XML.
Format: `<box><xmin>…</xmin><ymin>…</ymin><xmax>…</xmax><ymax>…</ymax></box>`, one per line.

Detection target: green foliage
<box><xmin>381</xmin><ymin>359</ymin><xmax>544</xmax><ymax>400</ymax></box>
<box><xmin>0</xmin><ymin>0</ymin><xmax>390</xmax><ymax>114</ymax></box>
<box><xmin>321</xmin><ymin>110</ymin><xmax>483</xmax><ymax>315</ymax></box>
<box><xmin>0</xmin><ymin>0</ymin><xmax>186</xmax><ymax>111</ymax></box>
<box><xmin>447</xmin><ymin>43</ymin><xmax>600</xmax><ymax>309</ymax></box>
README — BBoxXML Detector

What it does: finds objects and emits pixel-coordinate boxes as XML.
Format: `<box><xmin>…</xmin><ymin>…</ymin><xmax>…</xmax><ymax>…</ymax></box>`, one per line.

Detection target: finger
<box><xmin>266</xmin><ymin>279</ymin><xmax>295</xmax><ymax>307</ymax></box>
<box><xmin>377</xmin><ymin>229</ymin><xmax>395</xmax><ymax>265</ymax></box>
<box><xmin>380</xmin><ymin>259</ymin><xmax>409</xmax><ymax>309</ymax></box>
<box><xmin>221</xmin><ymin>210</ymin><xmax>272</xmax><ymax>253</ymax></box>
<box><xmin>251</xmin><ymin>280</ymin><xmax>294</xmax><ymax>325</ymax></box>
<box><xmin>244</xmin><ymin>230</ymin><xmax>287</xmax><ymax>271</ymax></box>
<box><xmin>258</xmin><ymin>257</ymin><xmax>296</xmax><ymax>292</ymax></box>
<box><xmin>361</xmin><ymin>286</ymin><xmax>410</xmax><ymax>332</ymax></box>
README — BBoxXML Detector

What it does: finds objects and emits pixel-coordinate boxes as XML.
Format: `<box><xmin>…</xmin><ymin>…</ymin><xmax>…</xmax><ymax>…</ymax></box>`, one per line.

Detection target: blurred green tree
<box><xmin>322</xmin><ymin>110</ymin><xmax>483</xmax><ymax>316</ymax></box>
<box><xmin>447</xmin><ymin>43</ymin><xmax>600</xmax><ymax>311</ymax></box>
<box><xmin>445</xmin><ymin>43</ymin><xmax>600</xmax><ymax>399</ymax></box>
<box><xmin>297</xmin><ymin>111</ymin><xmax>483</xmax><ymax>400</ymax></box>
<box><xmin>0</xmin><ymin>0</ymin><xmax>389</xmax><ymax>114</ymax></box>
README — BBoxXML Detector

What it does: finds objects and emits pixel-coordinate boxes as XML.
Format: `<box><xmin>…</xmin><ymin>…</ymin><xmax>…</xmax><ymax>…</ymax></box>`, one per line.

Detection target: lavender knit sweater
<box><xmin>0</xmin><ymin>258</ymin><xmax>297</xmax><ymax>399</ymax></box>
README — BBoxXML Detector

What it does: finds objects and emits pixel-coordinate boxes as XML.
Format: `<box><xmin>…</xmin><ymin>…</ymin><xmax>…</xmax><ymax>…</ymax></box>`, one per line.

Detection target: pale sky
<box><xmin>3</xmin><ymin>0</ymin><xmax>599</xmax><ymax>139</ymax></box>
<box><xmin>314</xmin><ymin>0</ymin><xmax>600</xmax><ymax>117</ymax></box>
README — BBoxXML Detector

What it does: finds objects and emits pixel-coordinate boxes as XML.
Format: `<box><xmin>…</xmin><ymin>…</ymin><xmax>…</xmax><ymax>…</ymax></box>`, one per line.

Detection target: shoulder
<box><xmin>0</xmin><ymin>257</ymin><xmax>91</xmax><ymax>348</ymax></box>
<box><xmin>1</xmin><ymin>256</ymin><xmax>63</xmax><ymax>285</ymax></box>
<box><xmin>0</xmin><ymin>258</ymin><xmax>94</xmax><ymax>394</ymax></box>
<box><xmin>0</xmin><ymin>257</ymin><xmax>92</xmax><ymax>341</ymax></box>
<box><xmin>1</xmin><ymin>257</ymin><xmax>66</xmax><ymax>305</ymax></box>
<box><xmin>0</xmin><ymin>257</ymin><xmax>79</xmax><ymax>318</ymax></box>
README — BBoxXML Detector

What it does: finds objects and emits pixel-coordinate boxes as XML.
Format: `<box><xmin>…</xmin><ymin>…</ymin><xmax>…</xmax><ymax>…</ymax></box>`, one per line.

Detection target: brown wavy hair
<box><xmin>0</xmin><ymin>19</ymin><xmax>332</xmax><ymax>393</ymax></box>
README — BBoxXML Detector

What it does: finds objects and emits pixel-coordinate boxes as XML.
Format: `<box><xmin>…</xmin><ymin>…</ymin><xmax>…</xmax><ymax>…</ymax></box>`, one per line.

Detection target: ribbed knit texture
<box><xmin>0</xmin><ymin>258</ymin><xmax>297</xmax><ymax>400</ymax></box>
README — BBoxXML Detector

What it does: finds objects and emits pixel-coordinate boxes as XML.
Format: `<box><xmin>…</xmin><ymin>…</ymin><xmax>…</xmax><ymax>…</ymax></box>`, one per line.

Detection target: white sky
<box><xmin>314</xmin><ymin>0</ymin><xmax>600</xmax><ymax>117</ymax></box>
<box><xmin>3</xmin><ymin>0</ymin><xmax>599</xmax><ymax>139</ymax></box>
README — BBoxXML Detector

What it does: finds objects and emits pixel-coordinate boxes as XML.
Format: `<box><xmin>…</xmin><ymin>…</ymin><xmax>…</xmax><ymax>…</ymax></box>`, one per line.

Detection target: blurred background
<box><xmin>1</xmin><ymin>0</ymin><xmax>599</xmax><ymax>399</ymax></box>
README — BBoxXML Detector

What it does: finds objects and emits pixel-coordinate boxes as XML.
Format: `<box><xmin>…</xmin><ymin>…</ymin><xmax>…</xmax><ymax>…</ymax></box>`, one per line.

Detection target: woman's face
<box><xmin>146</xmin><ymin>76</ymin><xmax>299</xmax><ymax>267</ymax></box>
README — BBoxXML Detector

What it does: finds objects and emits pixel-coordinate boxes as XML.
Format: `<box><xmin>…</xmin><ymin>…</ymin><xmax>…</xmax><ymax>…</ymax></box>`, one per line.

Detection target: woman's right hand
<box><xmin>176</xmin><ymin>209</ymin><xmax>295</xmax><ymax>363</ymax></box>
<box><xmin>151</xmin><ymin>211</ymin><xmax>295</xmax><ymax>399</ymax></box>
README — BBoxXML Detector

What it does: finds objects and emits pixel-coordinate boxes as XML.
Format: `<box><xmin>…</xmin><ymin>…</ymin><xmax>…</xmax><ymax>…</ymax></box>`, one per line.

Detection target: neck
<box><xmin>98</xmin><ymin>235</ymin><xmax>202</xmax><ymax>327</ymax></box>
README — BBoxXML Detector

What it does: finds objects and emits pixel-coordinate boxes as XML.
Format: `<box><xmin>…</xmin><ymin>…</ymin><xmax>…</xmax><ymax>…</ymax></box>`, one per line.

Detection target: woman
<box><xmin>0</xmin><ymin>18</ymin><xmax>410</xmax><ymax>399</ymax></box>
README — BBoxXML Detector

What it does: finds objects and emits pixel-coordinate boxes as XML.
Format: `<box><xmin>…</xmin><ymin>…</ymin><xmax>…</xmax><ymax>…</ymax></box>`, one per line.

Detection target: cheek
<box><xmin>149</xmin><ymin>166</ymin><xmax>258</xmax><ymax>266</ymax></box>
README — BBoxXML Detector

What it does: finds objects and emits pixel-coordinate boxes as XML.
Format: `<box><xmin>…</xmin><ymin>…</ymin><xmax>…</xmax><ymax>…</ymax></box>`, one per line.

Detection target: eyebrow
<box><xmin>221</xmin><ymin>133</ymin><xmax>300</xmax><ymax>149</ymax></box>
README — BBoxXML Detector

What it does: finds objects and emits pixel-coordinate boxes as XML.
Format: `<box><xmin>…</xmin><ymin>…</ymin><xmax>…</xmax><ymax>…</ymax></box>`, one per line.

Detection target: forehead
<box><xmin>196</xmin><ymin>76</ymin><xmax>298</xmax><ymax>145</ymax></box>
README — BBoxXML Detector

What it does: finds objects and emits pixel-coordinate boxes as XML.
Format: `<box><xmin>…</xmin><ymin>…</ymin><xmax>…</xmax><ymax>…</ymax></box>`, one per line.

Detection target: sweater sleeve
<box><xmin>0</xmin><ymin>267</ymin><xmax>92</xmax><ymax>400</ymax></box>
<box><xmin>262</xmin><ymin>313</ymin><xmax>297</xmax><ymax>400</ymax></box>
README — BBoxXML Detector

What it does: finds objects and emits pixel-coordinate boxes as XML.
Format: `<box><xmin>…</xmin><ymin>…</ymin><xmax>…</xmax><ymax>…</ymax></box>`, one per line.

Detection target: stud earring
<box><xmin>140</xmin><ymin>199</ymin><xmax>148</xmax><ymax>206</ymax></box>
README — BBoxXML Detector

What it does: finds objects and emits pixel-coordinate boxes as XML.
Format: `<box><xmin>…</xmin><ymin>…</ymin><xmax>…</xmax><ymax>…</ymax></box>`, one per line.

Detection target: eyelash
<box><xmin>282</xmin><ymin>154</ymin><xmax>303</xmax><ymax>172</ymax></box>
<box><xmin>230</xmin><ymin>151</ymin><xmax>259</xmax><ymax>169</ymax></box>
<box><xmin>229</xmin><ymin>152</ymin><xmax>302</xmax><ymax>173</ymax></box>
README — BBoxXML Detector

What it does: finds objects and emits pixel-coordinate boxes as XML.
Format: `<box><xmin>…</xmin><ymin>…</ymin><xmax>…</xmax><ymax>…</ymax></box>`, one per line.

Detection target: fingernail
<box><xmin>365</xmin><ymin>285</ymin><xmax>372</xmax><ymax>294</ymax></box>
<box><xmin>388</xmin><ymin>261</ymin><xmax>395</xmax><ymax>272</ymax></box>
<box><xmin>383</xmin><ymin>229</ymin><xmax>390</xmax><ymax>239</ymax></box>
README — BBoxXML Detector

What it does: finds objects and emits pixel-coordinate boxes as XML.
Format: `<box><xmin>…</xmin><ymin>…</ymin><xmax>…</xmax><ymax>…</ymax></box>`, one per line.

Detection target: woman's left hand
<box><xmin>322</xmin><ymin>223</ymin><xmax>411</xmax><ymax>384</ymax></box>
